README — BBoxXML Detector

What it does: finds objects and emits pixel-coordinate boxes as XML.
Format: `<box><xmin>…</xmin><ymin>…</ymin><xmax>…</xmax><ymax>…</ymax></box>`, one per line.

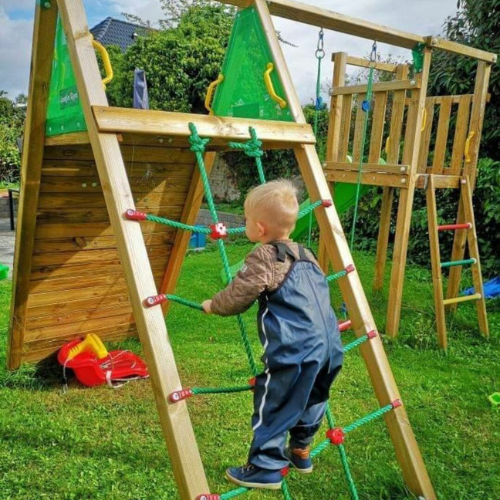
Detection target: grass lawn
<box><xmin>0</xmin><ymin>242</ymin><xmax>498</xmax><ymax>499</ymax></box>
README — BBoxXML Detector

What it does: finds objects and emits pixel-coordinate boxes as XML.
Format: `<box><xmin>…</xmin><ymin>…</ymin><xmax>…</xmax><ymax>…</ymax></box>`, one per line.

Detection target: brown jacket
<box><xmin>211</xmin><ymin>239</ymin><xmax>320</xmax><ymax>316</ymax></box>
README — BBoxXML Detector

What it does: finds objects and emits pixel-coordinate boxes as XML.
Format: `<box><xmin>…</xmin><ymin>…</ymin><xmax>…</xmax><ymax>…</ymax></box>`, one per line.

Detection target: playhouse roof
<box><xmin>90</xmin><ymin>17</ymin><xmax>154</xmax><ymax>52</ymax></box>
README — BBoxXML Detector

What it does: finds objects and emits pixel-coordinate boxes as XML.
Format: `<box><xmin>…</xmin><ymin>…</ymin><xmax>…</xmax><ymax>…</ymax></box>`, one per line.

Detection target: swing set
<box><xmin>8</xmin><ymin>0</ymin><xmax>495</xmax><ymax>498</ymax></box>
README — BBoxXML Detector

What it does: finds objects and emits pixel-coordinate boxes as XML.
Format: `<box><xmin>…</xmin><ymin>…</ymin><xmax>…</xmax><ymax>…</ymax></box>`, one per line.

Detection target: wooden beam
<box><xmin>56</xmin><ymin>0</ymin><xmax>209</xmax><ymax>498</ymax></box>
<box><xmin>372</xmin><ymin>65</ymin><xmax>408</xmax><ymax>293</ymax></box>
<box><xmin>385</xmin><ymin>47</ymin><xmax>433</xmax><ymax>338</ymax></box>
<box><xmin>417</xmin><ymin>97</ymin><xmax>435</xmax><ymax>173</ymax></box>
<box><xmin>342</xmin><ymin>54</ymin><xmax>398</xmax><ymax>73</ymax></box>
<box><xmin>368</xmin><ymin>92</ymin><xmax>388</xmax><ymax>163</ymax></box>
<box><xmin>461</xmin><ymin>177</ymin><xmax>489</xmax><ymax>338</ymax></box>
<box><xmin>254</xmin><ymin>2</ymin><xmax>436</xmax><ymax>497</ymax></box>
<box><xmin>430</xmin><ymin>96</ymin><xmax>452</xmax><ymax>174</ymax></box>
<box><xmin>223</xmin><ymin>0</ymin><xmax>426</xmax><ymax>49</ymax></box>
<box><xmin>326</xmin><ymin>170</ymin><xmax>409</xmax><ymax>189</ymax></box>
<box><xmin>406</xmin><ymin>94</ymin><xmax>491</xmax><ymax>105</ymax></box>
<box><xmin>416</xmin><ymin>174</ymin><xmax>461</xmax><ymax>189</ymax></box>
<box><xmin>425</xmin><ymin>175</ymin><xmax>448</xmax><ymax>349</ymax></box>
<box><xmin>325</xmin><ymin>162</ymin><xmax>409</xmax><ymax>175</ymax></box>
<box><xmin>426</xmin><ymin>36</ymin><xmax>497</xmax><ymax>64</ymax></box>
<box><xmin>326</xmin><ymin>52</ymin><xmax>347</xmax><ymax>162</ymax></box>
<box><xmin>93</xmin><ymin>106</ymin><xmax>315</xmax><ymax>146</ymax></box>
<box><xmin>8</xmin><ymin>3</ymin><xmax>58</xmax><ymax>370</ymax></box>
<box><xmin>216</xmin><ymin>0</ymin><xmax>497</xmax><ymax>60</ymax></box>
<box><xmin>332</xmin><ymin>79</ymin><xmax>420</xmax><ymax>96</ymax></box>
<box><xmin>447</xmin><ymin>62</ymin><xmax>492</xmax><ymax>307</ymax></box>
<box><xmin>449</xmin><ymin>94</ymin><xmax>472</xmax><ymax>175</ymax></box>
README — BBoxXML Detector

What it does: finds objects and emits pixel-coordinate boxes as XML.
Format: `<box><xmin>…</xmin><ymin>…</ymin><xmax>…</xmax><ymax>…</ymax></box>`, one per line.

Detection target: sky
<box><xmin>0</xmin><ymin>0</ymin><xmax>459</xmax><ymax>104</ymax></box>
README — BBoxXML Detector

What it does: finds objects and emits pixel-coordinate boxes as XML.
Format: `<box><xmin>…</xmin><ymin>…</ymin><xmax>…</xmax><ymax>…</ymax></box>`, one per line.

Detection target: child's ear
<box><xmin>256</xmin><ymin>221</ymin><xmax>266</xmax><ymax>236</ymax></box>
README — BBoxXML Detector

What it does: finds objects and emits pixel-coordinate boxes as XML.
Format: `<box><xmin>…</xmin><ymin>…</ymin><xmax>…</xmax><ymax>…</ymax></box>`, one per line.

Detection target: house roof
<box><xmin>90</xmin><ymin>17</ymin><xmax>154</xmax><ymax>53</ymax></box>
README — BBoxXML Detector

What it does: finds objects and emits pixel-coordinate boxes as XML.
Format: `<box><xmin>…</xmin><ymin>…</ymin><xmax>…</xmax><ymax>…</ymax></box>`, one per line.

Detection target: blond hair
<box><xmin>244</xmin><ymin>179</ymin><xmax>299</xmax><ymax>233</ymax></box>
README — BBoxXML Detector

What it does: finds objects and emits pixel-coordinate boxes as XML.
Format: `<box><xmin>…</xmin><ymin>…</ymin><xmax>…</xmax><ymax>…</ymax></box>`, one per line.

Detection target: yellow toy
<box><xmin>67</xmin><ymin>333</ymin><xmax>108</xmax><ymax>360</ymax></box>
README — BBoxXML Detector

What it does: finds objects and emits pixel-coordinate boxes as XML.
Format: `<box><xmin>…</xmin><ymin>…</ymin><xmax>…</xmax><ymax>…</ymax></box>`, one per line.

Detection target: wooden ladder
<box><xmin>426</xmin><ymin>174</ymin><xmax>489</xmax><ymax>349</ymax></box>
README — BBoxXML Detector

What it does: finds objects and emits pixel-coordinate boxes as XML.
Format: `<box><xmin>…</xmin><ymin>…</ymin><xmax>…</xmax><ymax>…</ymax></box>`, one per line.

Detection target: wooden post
<box><xmin>319</xmin><ymin>52</ymin><xmax>348</xmax><ymax>273</ymax></box>
<box><xmin>386</xmin><ymin>49</ymin><xmax>432</xmax><ymax>338</ymax></box>
<box><xmin>426</xmin><ymin>176</ymin><xmax>447</xmax><ymax>348</ymax></box>
<box><xmin>373</xmin><ymin>65</ymin><xmax>408</xmax><ymax>292</ymax></box>
<box><xmin>446</xmin><ymin>61</ymin><xmax>492</xmax><ymax>308</ymax></box>
<box><xmin>254</xmin><ymin>1</ymin><xmax>436</xmax><ymax>497</ymax></box>
<box><xmin>460</xmin><ymin>177</ymin><xmax>489</xmax><ymax>337</ymax></box>
<box><xmin>8</xmin><ymin>3</ymin><xmax>58</xmax><ymax>369</ymax></box>
<box><xmin>56</xmin><ymin>0</ymin><xmax>209</xmax><ymax>497</ymax></box>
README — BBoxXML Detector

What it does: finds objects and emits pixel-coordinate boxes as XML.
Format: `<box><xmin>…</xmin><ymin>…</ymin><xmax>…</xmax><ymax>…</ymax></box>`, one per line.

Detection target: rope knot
<box><xmin>228</xmin><ymin>127</ymin><xmax>264</xmax><ymax>158</ymax></box>
<box><xmin>188</xmin><ymin>122</ymin><xmax>210</xmax><ymax>153</ymax></box>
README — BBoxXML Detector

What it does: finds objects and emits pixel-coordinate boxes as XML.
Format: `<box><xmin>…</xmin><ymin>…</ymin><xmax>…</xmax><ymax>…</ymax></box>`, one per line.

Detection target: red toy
<box><xmin>58</xmin><ymin>334</ymin><xmax>149</xmax><ymax>388</ymax></box>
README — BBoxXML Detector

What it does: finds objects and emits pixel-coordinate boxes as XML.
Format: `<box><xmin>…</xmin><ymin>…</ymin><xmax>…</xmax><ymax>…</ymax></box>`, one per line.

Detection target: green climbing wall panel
<box><xmin>212</xmin><ymin>7</ymin><xmax>293</xmax><ymax>122</ymax></box>
<box><xmin>46</xmin><ymin>15</ymin><xmax>87</xmax><ymax>137</ymax></box>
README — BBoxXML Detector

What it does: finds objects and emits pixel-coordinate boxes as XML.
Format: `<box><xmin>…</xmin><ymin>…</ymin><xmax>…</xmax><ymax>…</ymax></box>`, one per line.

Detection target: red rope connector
<box><xmin>281</xmin><ymin>466</ymin><xmax>290</xmax><ymax>477</ymax></box>
<box><xmin>322</xmin><ymin>199</ymin><xmax>333</xmax><ymax>208</ymax></box>
<box><xmin>367</xmin><ymin>330</ymin><xmax>378</xmax><ymax>339</ymax></box>
<box><xmin>248</xmin><ymin>377</ymin><xmax>256</xmax><ymax>388</ymax></box>
<box><xmin>169</xmin><ymin>388</ymin><xmax>194</xmax><ymax>403</ymax></box>
<box><xmin>210</xmin><ymin>223</ymin><xmax>228</xmax><ymax>240</ymax></box>
<box><xmin>326</xmin><ymin>427</ymin><xmax>345</xmax><ymax>445</ymax></box>
<box><xmin>339</xmin><ymin>320</ymin><xmax>352</xmax><ymax>332</ymax></box>
<box><xmin>392</xmin><ymin>399</ymin><xmax>403</xmax><ymax>409</ymax></box>
<box><xmin>125</xmin><ymin>209</ymin><xmax>147</xmax><ymax>221</ymax></box>
<box><xmin>145</xmin><ymin>294</ymin><xmax>167</xmax><ymax>307</ymax></box>
<box><xmin>196</xmin><ymin>495</ymin><xmax>220</xmax><ymax>500</ymax></box>
<box><xmin>345</xmin><ymin>264</ymin><xmax>355</xmax><ymax>274</ymax></box>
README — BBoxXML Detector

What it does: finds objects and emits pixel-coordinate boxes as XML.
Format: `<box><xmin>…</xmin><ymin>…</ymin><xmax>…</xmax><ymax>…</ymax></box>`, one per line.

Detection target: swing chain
<box><xmin>315</xmin><ymin>28</ymin><xmax>325</xmax><ymax>59</ymax></box>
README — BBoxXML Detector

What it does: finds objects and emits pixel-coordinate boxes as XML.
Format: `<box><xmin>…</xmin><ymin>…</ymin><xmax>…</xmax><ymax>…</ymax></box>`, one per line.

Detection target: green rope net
<box><xmin>129</xmin><ymin>123</ymin><xmax>398</xmax><ymax>500</ymax></box>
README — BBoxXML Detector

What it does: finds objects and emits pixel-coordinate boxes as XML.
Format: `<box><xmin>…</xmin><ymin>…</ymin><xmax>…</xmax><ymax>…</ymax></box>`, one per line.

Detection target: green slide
<box><xmin>220</xmin><ymin>182</ymin><xmax>369</xmax><ymax>285</ymax></box>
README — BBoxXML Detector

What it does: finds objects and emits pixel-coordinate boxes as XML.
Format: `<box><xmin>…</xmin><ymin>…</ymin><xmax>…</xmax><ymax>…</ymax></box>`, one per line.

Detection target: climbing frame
<box><xmin>323</xmin><ymin>38</ymin><xmax>493</xmax><ymax>347</ymax></box>
<box><xmin>15</xmin><ymin>0</ymin><xmax>497</xmax><ymax>498</ymax></box>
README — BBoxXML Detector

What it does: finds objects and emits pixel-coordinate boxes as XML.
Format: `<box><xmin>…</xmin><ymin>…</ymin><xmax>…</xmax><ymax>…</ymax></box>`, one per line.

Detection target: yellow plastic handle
<box><xmin>68</xmin><ymin>333</ymin><xmax>108</xmax><ymax>360</ymax></box>
<box><xmin>421</xmin><ymin>107</ymin><xmax>427</xmax><ymax>132</ymax></box>
<box><xmin>264</xmin><ymin>63</ymin><xmax>287</xmax><ymax>109</ymax></box>
<box><xmin>91</xmin><ymin>37</ymin><xmax>114</xmax><ymax>87</ymax></box>
<box><xmin>385</xmin><ymin>136</ymin><xmax>391</xmax><ymax>155</ymax></box>
<box><xmin>205</xmin><ymin>74</ymin><xmax>224</xmax><ymax>114</ymax></box>
<box><xmin>464</xmin><ymin>131</ymin><xmax>475</xmax><ymax>163</ymax></box>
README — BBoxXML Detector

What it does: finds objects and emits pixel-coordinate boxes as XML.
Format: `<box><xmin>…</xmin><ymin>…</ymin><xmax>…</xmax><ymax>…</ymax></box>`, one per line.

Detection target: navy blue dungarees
<box><xmin>248</xmin><ymin>242</ymin><xmax>344</xmax><ymax>470</ymax></box>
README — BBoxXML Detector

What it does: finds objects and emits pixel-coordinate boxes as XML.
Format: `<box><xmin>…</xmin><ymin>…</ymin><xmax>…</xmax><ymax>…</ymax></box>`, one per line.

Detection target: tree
<box><xmin>0</xmin><ymin>92</ymin><xmax>24</xmax><ymax>184</ymax></box>
<box><xmin>428</xmin><ymin>0</ymin><xmax>499</xmax><ymax>160</ymax></box>
<box><xmin>109</xmin><ymin>3</ymin><xmax>235</xmax><ymax>113</ymax></box>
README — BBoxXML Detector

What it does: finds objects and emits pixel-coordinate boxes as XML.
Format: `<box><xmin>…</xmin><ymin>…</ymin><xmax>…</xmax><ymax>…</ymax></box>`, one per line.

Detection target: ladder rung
<box><xmin>438</xmin><ymin>223</ymin><xmax>472</xmax><ymax>231</ymax></box>
<box><xmin>443</xmin><ymin>293</ymin><xmax>482</xmax><ymax>306</ymax></box>
<box><xmin>440</xmin><ymin>258</ymin><xmax>476</xmax><ymax>268</ymax></box>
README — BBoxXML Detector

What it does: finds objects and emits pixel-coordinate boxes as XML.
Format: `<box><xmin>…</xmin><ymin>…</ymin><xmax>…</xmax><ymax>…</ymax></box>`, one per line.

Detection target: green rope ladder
<box><xmin>127</xmin><ymin>123</ymin><xmax>401</xmax><ymax>500</ymax></box>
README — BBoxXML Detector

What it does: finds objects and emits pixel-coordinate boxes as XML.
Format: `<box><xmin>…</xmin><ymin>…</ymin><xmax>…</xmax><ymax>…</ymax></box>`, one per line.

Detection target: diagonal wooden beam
<box><xmin>253</xmin><ymin>0</ymin><xmax>436</xmax><ymax>497</ymax></box>
<box><xmin>56</xmin><ymin>0</ymin><xmax>209</xmax><ymax>498</ymax></box>
<box><xmin>8</xmin><ymin>2</ymin><xmax>58</xmax><ymax>370</ymax></box>
<box><xmin>218</xmin><ymin>0</ymin><xmax>496</xmax><ymax>61</ymax></box>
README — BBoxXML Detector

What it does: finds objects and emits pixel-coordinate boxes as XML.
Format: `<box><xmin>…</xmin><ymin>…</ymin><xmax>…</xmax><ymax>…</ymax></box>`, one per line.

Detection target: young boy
<box><xmin>202</xmin><ymin>179</ymin><xmax>343</xmax><ymax>490</ymax></box>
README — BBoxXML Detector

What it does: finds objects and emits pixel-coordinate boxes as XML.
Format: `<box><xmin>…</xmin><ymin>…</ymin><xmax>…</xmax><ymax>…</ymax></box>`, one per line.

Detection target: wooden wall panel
<box><xmin>20</xmin><ymin>143</ymin><xmax>196</xmax><ymax>364</ymax></box>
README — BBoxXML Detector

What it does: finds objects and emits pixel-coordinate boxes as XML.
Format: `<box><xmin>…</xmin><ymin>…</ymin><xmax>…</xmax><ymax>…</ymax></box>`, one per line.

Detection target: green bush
<box><xmin>0</xmin><ymin>92</ymin><xmax>24</xmax><ymax>183</ymax></box>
